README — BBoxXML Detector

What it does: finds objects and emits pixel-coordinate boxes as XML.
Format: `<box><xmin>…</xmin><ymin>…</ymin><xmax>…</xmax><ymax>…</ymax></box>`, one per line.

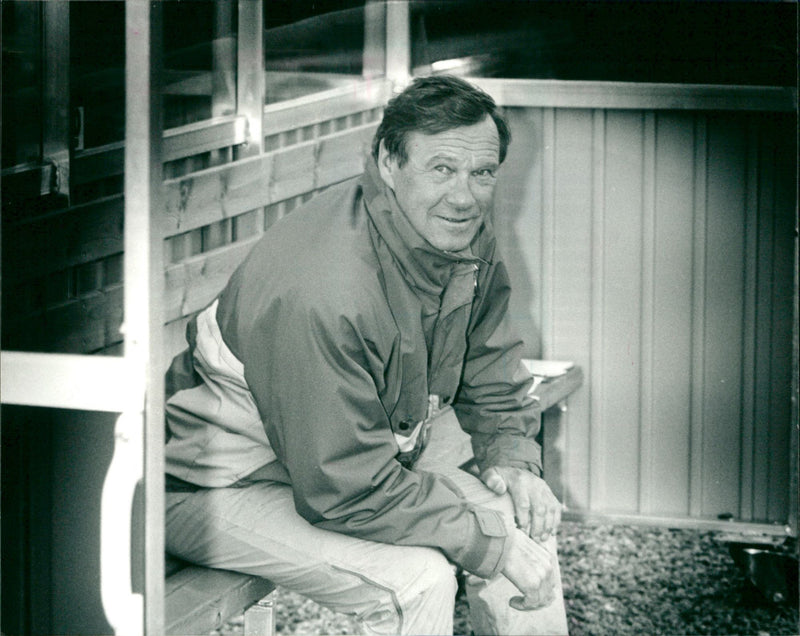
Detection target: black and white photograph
<box><xmin>1</xmin><ymin>1</ymin><xmax>797</xmax><ymax>635</ymax></box>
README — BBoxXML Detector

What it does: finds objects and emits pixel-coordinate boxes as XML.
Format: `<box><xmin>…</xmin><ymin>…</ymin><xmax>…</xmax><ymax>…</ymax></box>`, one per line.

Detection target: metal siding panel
<box><xmin>639</xmin><ymin>111</ymin><xmax>656</xmax><ymax>515</ymax></box>
<box><xmin>752</xmin><ymin>118</ymin><xmax>775</xmax><ymax>521</ymax></box>
<box><xmin>701</xmin><ymin>114</ymin><xmax>748</xmax><ymax>518</ymax></box>
<box><xmin>495</xmin><ymin>104</ymin><xmax>793</xmax><ymax>527</ymax></box>
<box><xmin>588</xmin><ymin>109</ymin><xmax>607</xmax><ymax>513</ymax></box>
<box><xmin>494</xmin><ymin>108</ymin><xmax>545</xmax><ymax>359</ymax></box>
<box><xmin>689</xmin><ymin>115</ymin><xmax>709</xmax><ymax>517</ymax></box>
<box><xmin>648</xmin><ymin>112</ymin><xmax>696</xmax><ymax>515</ymax></box>
<box><xmin>550</xmin><ymin>109</ymin><xmax>594</xmax><ymax>510</ymax></box>
<box><xmin>599</xmin><ymin>110</ymin><xmax>645</xmax><ymax>512</ymax></box>
<box><xmin>766</xmin><ymin>116</ymin><xmax>796</xmax><ymax>523</ymax></box>
<box><xmin>739</xmin><ymin>117</ymin><xmax>761</xmax><ymax>521</ymax></box>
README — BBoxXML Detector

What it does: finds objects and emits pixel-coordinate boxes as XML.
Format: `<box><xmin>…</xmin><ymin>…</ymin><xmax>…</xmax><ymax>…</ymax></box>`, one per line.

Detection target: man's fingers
<box><xmin>480</xmin><ymin>467</ymin><xmax>507</xmax><ymax>495</ymax></box>
<box><xmin>507</xmin><ymin>483</ymin><xmax>531</xmax><ymax>534</ymax></box>
<box><xmin>510</xmin><ymin>594</ymin><xmax>546</xmax><ymax>611</ymax></box>
<box><xmin>531</xmin><ymin>502</ymin><xmax>546</xmax><ymax>539</ymax></box>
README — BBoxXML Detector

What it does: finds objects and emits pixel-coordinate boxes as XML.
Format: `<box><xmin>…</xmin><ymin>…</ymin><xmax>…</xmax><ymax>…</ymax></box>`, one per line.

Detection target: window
<box><xmin>411</xmin><ymin>0</ymin><xmax>796</xmax><ymax>87</ymax></box>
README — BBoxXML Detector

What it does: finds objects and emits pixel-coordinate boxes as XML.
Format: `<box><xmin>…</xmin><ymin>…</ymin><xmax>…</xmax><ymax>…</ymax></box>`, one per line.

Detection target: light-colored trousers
<box><xmin>166</xmin><ymin>457</ymin><xmax>568</xmax><ymax>636</ymax></box>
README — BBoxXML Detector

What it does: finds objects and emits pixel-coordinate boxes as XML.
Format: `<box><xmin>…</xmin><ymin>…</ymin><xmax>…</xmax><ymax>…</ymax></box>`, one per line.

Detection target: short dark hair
<box><xmin>371</xmin><ymin>75</ymin><xmax>511</xmax><ymax>166</ymax></box>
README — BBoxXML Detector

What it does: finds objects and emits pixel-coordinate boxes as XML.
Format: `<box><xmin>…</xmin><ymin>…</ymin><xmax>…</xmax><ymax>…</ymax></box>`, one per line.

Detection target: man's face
<box><xmin>378</xmin><ymin>116</ymin><xmax>501</xmax><ymax>252</ymax></box>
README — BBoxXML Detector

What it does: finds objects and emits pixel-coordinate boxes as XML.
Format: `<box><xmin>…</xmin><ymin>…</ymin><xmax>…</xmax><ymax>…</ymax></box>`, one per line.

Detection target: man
<box><xmin>164</xmin><ymin>75</ymin><xmax>568</xmax><ymax>635</ymax></box>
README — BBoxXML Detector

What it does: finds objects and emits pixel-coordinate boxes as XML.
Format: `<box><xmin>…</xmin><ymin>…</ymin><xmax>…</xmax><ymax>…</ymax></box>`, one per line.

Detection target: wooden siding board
<box><xmin>551</xmin><ymin>109</ymin><xmax>594</xmax><ymax>510</ymax></box>
<box><xmin>4</xmin><ymin>196</ymin><xmax>124</xmax><ymax>284</ymax></box>
<box><xmin>600</xmin><ymin>110</ymin><xmax>645</xmax><ymax>513</ymax></box>
<box><xmin>639</xmin><ymin>110</ymin><xmax>657</xmax><ymax>515</ymax></box>
<box><xmin>701</xmin><ymin>114</ymin><xmax>748</xmax><ymax>518</ymax></box>
<box><xmin>163</xmin><ymin>236</ymin><xmax>261</xmax><ymax>323</ymax></box>
<box><xmin>495</xmin><ymin>108</ymin><xmax>545</xmax><ymax>359</ymax></box>
<box><xmin>689</xmin><ymin>114</ymin><xmax>709</xmax><ymax>518</ymax></box>
<box><xmin>739</xmin><ymin>117</ymin><xmax>761</xmax><ymax>521</ymax></box>
<box><xmin>751</xmin><ymin>120</ymin><xmax>775</xmax><ymax>522</ymax></box>
<box><xmin>649</xmin><ymin>112</ymin><xmax>696</xmax><ymax>515</ymax></box>
<box><xmin>261</xmin><ymin>80</ymin><xmax>390</xmax><ymax>137</ymax></box>
<box><xmin>162</xmin><ymin>124</ymin><xmax>377</xmax><ymax>238</ymax></box>
<box><xmin>766</xmin><ymin>116</ymin><xmax>796</xmax><ymax>522</ymax></box>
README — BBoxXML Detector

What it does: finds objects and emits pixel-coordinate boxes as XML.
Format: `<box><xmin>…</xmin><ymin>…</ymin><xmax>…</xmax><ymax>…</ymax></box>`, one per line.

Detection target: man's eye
<box><xmin>434</xmin><ymin>165</ymin><xmax>453</xmax><ymax>175</ymax></box>
<box><xmin>474</xmin><ymin>169</ymin><xmax>496</xmax><ymax>179</ymax></box>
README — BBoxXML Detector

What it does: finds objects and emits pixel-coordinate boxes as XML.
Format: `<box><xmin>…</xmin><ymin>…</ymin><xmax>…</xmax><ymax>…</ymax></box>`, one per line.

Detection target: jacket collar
<box><xmin>360</xmin><ymin>156</ymin><xmax>494</xmax><ymax>296</ymax></box>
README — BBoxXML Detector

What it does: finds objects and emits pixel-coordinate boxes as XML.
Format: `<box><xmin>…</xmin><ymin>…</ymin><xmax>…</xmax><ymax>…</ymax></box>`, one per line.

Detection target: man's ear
<box><xmin>377</xmin><ymin>141</ymin><xmax>397</xmax><ymax>191</ymax></box>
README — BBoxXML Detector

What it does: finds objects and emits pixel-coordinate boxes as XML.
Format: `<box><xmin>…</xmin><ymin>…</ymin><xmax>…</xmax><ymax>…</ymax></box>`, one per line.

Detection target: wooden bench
<box><xmin>165</xmin><ymin>554</ymin><xmax>277</xmax><ymax>636</ymax></box>
<box><xmin>161</xmin><ymin>362</ymin><xmax>582</xmax><ymax>635</ymax></box>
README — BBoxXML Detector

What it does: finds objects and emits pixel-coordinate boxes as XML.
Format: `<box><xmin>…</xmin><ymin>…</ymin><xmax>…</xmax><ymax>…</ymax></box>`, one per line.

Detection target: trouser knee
<box><xmin>361</xmin><ymin>548</ymin><xmax>457</xmax><ymax>636</ymax></box>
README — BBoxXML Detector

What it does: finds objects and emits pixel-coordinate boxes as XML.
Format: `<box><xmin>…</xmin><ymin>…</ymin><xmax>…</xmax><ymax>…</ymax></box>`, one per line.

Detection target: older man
<box><xmin>164</xmin><ymin>75</ymin><xmax>568</xmax><ymax>635</ymax></box>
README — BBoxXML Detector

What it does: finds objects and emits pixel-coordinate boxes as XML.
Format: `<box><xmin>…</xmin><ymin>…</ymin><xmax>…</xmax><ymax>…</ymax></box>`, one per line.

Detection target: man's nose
<box><xmin>446</xmin><ymin>173</ymin><xmax>476</xmax><ymax>209</ymax></box>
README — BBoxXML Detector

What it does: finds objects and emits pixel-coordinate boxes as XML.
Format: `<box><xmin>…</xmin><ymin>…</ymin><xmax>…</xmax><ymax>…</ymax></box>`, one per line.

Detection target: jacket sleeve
<box><xmin>240</xmin><ymin>289</ymin><xmax>510</xmax><ymax>579</ymax></box>
<box><xmin>453</xmin><ymin>258</ymin><xmax>543</xmax><ymax>477</ymax></box>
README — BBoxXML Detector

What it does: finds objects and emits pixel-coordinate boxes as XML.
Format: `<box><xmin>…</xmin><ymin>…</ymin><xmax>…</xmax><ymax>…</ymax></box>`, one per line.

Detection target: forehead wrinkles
<box><xmin>410</xmin><ymin>129</ymin><xmax>500</xmax><ymax>165</ymax></box>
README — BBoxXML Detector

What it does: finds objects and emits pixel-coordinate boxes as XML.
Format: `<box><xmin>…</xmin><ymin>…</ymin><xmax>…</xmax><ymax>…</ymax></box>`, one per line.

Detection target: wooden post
<box><xmin>236</xmin><ymin>0</ymin><xmax>264</xmax><ymax>157</ymax></box>
<box><xmin>363</xmin><ymin>0</ymin><xmax>386</xmax><ymax>80</ymax></box>
<box><xmin>124</xmin><ymin>1</ymin><xmax>165</xmax><ymax>633</ymax></box>
<box><xmin>212</xmin><ymin>0</ymin><xmax>237</xmax><ymax>118</ymax></box>
<box><xmin>385</xmin><ymin>1</ymin><xmax>410</xmax><ymax>91</ymax></box>
<box><xmin>43</xmin><ymin>0</ymin><xmax>71</xmax><ymax>199</ymax></box>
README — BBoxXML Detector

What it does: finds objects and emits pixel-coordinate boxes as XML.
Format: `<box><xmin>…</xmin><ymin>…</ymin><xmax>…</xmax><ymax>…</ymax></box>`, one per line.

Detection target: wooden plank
<box><xmin>471</xmin><ymin>78</ymin><xmax>797</xmax><ymax>112</ymax></box>
<box><xmin>689</xmin><ymin>114</ymin><xmax>709</xmax><ymax>518</ymax></box>
<box><xmin>386</xmin><ymin>1</ymin><xmax>410</xmax><ymax>86</ymax></box>
<box><xmin>236</xmin><ymin>0</ymin><xmax>264</xmax><ymax>157</ymax></box>
<box><xmin>588</xmin><ymin>108</ymin><xmax>607</xmax><ymax>512</ymax></box>
<box><xmin>740</xmin><ymin>117</ymin><xmax>762</xmax><ymax>521</ymax></box>
<box><xmin>211</xmin><ymin>0</ymin><xmax>236</xmax><ymax>118</ymax></box>
<box><xmin>492</xmin><ymin>108</ymin><xmax>544</xmax><ymax>358</ymax></box>
<box><xmin>599</xmin><ymin>110</ymin><xmax>645</xmax><ymax>514</ymax></box>
<box><xmin>71</xmin><ymin>117</ymin><xmax>246</xmax><ymax>187</ymax></box>
<box><xmin>261</xmin><ymin>79</ymin><xmax>390</xmax><ymax>137</ymax></box>
<box><xmin>532</xmin><ymin>366</ymin><xmax>585</xmax><ymax>413</ymax></box>
<box><xmin>638</xmin><ymin>110</ymin><xmax>656</xmax><ymax>515</ymax></box>
<box><xmin>316</xmin><ymin>125</ymin><xmax>376</xmax><ymax>187</ymax></box>
<box><xmin>0</xmin><ymin>350</ymin><xmax>134</xmax><ymax>411</ymax></box>
<box><xmin>3</xmin><ymin>285</ymin><xmax>124</xmax><ymax>355</ymax></box>
<box><xmin>163</xmin><ymin>236</ymin><xmax>260</xmax><ymax>323</ymax></box>
<box><xmin>549</xmin><ymin>109</ymin><xmax>594</xmax><ymax>512</ymax></box>
<box><xmin>563</xmin><ymin>510</ymin><xmax>790</xmax><ymax>537</ymax></box>
<box><xmin>125</xmin><ymin>3</ymin><xmax>166</xmax><ymax>633</ymax></box>
<box><xmin>702</xmin><ymin>113</ymin><xmax>747</xmax><ymax>519</ymax></box>
<box><xmin>165</xmin><ymin>567</ymin><xmax>274</xmax><ymax>636</ymax></box>
<box><xmin>162</xmin><ymin>123</ymin><xmax>376</xmax><ymax>237</ymax></box>
<box><xmin>3</xmin><ymin>196</ymin><xmax>124</xmax><ymax>284</ymax></box>
<box><xmin>765</xmin><ymin>114</ymin><xmax>796</xmax><ymax>523</ymax></box>
<box><xmin>649</xmin><ymin>112</ymin><xmax>696</xmax><ymax>516</ymax></box>
<box><xmin>42</xmin><ymin>1</ymin><xmax>71</xmax><ymax>198</ymax></box>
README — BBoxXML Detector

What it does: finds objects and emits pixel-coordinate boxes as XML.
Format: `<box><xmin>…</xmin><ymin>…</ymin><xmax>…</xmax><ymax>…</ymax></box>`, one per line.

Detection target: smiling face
<box><xmin>377</xmin><ymin>116</ymin><xmax>501</xmax><ymax>253</ymax></box>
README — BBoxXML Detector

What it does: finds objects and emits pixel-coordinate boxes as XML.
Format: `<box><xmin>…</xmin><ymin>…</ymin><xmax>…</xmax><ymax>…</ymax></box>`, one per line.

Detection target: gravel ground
<box><xmin>216</xmin><ymin>521</ymin><xmax>798</xmax><ymax>635</ymax></box>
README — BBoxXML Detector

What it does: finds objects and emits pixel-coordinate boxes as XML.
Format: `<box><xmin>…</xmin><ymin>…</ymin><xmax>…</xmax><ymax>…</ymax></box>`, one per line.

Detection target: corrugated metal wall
<box><xmin>494</xmin><ymin>107</ymin><xmax>795</xmax><ymax>526</ymax></box>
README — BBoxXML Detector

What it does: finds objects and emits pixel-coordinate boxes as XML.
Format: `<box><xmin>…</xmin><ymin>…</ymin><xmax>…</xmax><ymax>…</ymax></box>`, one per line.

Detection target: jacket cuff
<box><xmin>471</xmin><ymin>433</ymin><xmax>543</xmax><ymax>477</ymax></box>
<box><xmin>455</xmin><ymin>507</ymin><xmax>511</xmax><ymax>579</ymax></box>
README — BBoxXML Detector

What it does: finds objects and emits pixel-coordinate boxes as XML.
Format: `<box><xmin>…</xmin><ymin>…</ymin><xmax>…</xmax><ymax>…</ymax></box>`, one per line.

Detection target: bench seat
<box><xmin>163</xmin><ymin>362</ymin><xmax>582</xmax><ymax>635</ymax></box>
<box><xmin>165</xmin><ymin>555</ymin><xmax>276</xmax><ymax>636</ymax></box>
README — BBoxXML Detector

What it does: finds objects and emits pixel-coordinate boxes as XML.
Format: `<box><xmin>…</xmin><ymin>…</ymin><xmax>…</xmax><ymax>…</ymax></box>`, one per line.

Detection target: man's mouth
<box><xmin>440</xmin><ymin>215</ymin><xmax>475</xmax><ymax>225</ymax></box>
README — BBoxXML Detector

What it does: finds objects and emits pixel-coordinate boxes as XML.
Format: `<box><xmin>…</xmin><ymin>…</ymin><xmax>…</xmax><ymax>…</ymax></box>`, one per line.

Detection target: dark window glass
<box><xmin>411</xmin><ymin>1</ymin><xmax>796</xmax><ymax>87</ymax></box>
<box><xmin>263</xmin><ymin>0</ymin><xmax>367</xmax><ymax>103</ymax></box>
<box><xmin>2</xmin><ymin>1</ymin><xmax>43</xmax><ymax>168</ymax></box>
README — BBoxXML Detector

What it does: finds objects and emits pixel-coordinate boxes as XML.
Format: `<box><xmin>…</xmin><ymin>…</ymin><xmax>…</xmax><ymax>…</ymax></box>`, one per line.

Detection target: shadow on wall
<box><xmin>493</xmin><ymin>108</ymin><xmax>544</xmax><ymax>360</ymax></box>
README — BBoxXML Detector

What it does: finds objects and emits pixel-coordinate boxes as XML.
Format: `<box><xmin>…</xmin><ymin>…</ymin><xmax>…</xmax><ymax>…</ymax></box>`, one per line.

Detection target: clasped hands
<box><xmin>480</xmin><ymin>465</ymin><xmax>562</xmax><ymax>611</ymax></box>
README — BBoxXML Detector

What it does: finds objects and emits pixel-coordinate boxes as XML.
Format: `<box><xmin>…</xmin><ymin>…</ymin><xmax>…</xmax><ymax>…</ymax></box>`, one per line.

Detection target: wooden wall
<box><xmin>3</xmin><ymin>77</ymin><xmax>794</xmax><ymax>529</ymax></box>
<box><xmin>493</xmin><ymin>107</ymin><xmax>796</xmax><ymax>526</ymax></box>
